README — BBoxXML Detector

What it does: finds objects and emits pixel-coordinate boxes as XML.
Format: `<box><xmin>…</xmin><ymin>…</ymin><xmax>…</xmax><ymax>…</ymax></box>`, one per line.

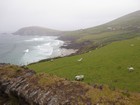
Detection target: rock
<box><xmin>0</xmin><ymin>64</ymin><xmax>139</xmax><ymax>105</ymax></box>
<box><xmin>0</xmin><ymin>64</ymin><xmax>90</xmax><ymax>105</ymax></box>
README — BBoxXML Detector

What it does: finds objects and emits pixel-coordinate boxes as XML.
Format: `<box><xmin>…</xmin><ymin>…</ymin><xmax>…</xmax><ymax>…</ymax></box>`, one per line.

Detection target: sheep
<box><xmin>128</xmin><ymin>67</ymin><xmax>134</xmax><ymax>72</ymax></box>
<box><xmin>75</xmin><ymin>75</ymin><xmax>84</xmax><ymax>81</ymax></box>
<box><xmin>77</xmin><ymin>58</ymin><xmax>83</xmax><ymax>62</ymax></box>
<box><xmin>130</xmin><ymin>44</ymin><xmax>134</xmax><ymax>46</ymax></box>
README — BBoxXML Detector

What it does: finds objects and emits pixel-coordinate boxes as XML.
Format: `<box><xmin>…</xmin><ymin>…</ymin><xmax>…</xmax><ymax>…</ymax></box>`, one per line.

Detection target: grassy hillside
<box><xmin>1</xmin><ymin>64</ymin><xmax>140</xmax><ymax>105</ymax></box>
<box><xmin>29</xmin><ymin>37</ymin><xmax>140</xmax><ymax>92</ymax></box>
<box><xmin>60</xmin><ymin>10</ymin><xmax>140</xmax><ymax>53</ymax></box>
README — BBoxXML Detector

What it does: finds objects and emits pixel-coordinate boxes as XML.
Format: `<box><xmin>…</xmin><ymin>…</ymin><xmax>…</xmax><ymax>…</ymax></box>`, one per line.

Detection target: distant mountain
<box><xmin>13</xmin><ymin>26</ymin><xmax>62</xmax><ymax>36</ymax></box>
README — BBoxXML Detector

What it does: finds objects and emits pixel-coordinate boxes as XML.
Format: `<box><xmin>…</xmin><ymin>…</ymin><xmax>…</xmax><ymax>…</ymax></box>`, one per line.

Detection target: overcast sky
<box><xmin>0</xmin><ymin>0</ymin><xmax>140</xmax><ymax>32</ymax></box>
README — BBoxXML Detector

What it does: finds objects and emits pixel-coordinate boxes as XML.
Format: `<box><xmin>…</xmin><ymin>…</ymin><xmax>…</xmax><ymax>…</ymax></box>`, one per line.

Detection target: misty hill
<box><xmin>13</xmin><ymin>11</ymin><xmax>140</xmax><ymax>53</ymax></box>
<box><xmin>60</xmin><ymin>10</ymin><xmax>140</xmax><ymax>53</ymax></box>
<box><xmin>13</xmin><ymin>26</ymin><xmax>62</xmax><ymax>36</ymax></box>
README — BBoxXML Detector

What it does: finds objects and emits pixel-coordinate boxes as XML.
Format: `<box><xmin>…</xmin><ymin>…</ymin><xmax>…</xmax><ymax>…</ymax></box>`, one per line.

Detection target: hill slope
<box><xmin>60</xmin><ymin>10</ymin><xmax>140</xmax><ymax>53</ymax></box>
<box><xmin>29</xmin><ymin>37</ymin><xmax>140</xmax><ymax>92</ymax></box>
<box><xmin>13</xmin><ymin>26</ymin><xmax>62</xmax><ymax>36</ymax></box>
<box><xmin>13</xmin><ymin>11</ymin><xmax>140</xmax><ymax>53</ymax></box>
<box><xmin>0</xmin><ymin>64</ymin><xmax>140</xmax><ymax>105</ymax></box>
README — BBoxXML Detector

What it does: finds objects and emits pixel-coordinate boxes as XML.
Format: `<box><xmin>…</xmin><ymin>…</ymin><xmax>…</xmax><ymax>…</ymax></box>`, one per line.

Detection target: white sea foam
<box><xmin>0</xmin><ymin>34</ymin><xmax>73</xmax><ymax>65</ymax></box>
<box><xmin>24</xmin><ymin>36</ymin><xmax>58</xmax><ymax>42</ymax></box>
<box><xmin>34</xmin><ymin>43</ymin><xmax>53</xmax><ymax>56</ymax></box>
<box><xmin>21</xmin><ymin>38</ymin><xmax>63</xmax><ymax>65</ymax></box>
<box><xmin>25</xmin><ymin>37</ymin><xmax>44</xmax><ymax>42</ymax></box>
<box><xmin>43</xmin><ymin>42</ymin><xmax>51</xmax><ymax>46</ymax></box>
<box><xmin>24</xmin><ymin>49</ymin><xmax>29</xmax><ymax>53</ymax></box>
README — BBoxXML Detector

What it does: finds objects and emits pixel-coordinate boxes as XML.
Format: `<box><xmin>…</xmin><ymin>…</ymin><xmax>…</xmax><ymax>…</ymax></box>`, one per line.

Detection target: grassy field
<box><xmin>28</xmin><ymin>37</ymin><xmax>140</xmax><ymax>92</ymax></box>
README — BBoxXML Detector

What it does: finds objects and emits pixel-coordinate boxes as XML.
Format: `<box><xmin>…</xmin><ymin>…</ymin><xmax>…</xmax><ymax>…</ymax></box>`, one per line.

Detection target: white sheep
<box><xmin>130</xmin><ymin>44</ymin><xmax>134</xmax><ymax>47</ymax></box>
<box><xmin>128</xmin><ymin>67</ymin><xmax>134</xmax><ymax>72</ymax></box>
<box><xmin>75</xmin><ymin>75</ymin><xmax>84</xmax><ymax>81</ymax></box>
<box><xmin>77</xmin><ymin>58</ymin><xmax>83</xmax><ymax>62</ymax></box>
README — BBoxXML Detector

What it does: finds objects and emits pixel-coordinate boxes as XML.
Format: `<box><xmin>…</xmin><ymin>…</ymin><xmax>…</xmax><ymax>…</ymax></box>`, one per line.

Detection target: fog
<box><xmin>0</xmin><ymin>0</ymin><xmax>140</xmax><ymax>32</ymax></box>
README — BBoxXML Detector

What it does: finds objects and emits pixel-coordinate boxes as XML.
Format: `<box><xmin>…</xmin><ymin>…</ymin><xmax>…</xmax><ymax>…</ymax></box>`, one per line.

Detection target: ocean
<box><xmin>0</xmin><ymin>33</ymin><xmax>74</xmax><ymax>65</ymax></box>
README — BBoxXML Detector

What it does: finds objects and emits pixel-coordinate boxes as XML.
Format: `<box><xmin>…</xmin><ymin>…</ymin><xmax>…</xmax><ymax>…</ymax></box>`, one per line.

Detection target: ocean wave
<box><xmin>25</xmin><ymin>37</ymin><xmax>44</xmax><ymax>42</ymax></box>
<box><xmin>24</xmin><ymin>49</ymin><xmax>29</xmax><ymax>53</ymax></box>
<box><xmin>21</xmin><ymin>38</ymin><xmax>63</xmax><ymax>65</ymax></box>
<box><xmin>24</xmin><ymin>36</ymin><xmax>58</xmax><ymax>42</ymax></box>
<box><xmin>51</xmin><ymin>40</ymin><xmax>64</xmax><ymax>47</ymax></box>
<box><xmin>0</xmin><ymin>34</ymin><xmax>66</xmax><ymax>65</ymax></box>
<box><xmin>34</xmin><ymin>43</ymin><xmax>53</xmax><ymax>56</ymax></box>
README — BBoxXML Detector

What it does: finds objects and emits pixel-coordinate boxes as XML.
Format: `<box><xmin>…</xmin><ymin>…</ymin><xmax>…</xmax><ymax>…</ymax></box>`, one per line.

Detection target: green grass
<box><xmin>28</xmin><ymin>37</ymin><xmax>140</xmax><ymax>92</ymax></box>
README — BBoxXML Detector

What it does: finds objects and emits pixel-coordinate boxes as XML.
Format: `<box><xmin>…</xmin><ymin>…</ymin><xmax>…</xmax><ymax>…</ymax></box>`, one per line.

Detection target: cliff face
<box><xmin>0</xmin><ymin>63</ymin><xmax>140</xmax><ymax>105</ymax></box>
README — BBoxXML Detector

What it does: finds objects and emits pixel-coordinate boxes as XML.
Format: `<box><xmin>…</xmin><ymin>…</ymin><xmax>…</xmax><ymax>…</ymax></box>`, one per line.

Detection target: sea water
<box><xmin>0</xmin><ymin>33</ymin><xmax>67</xmax><ymax>65</ymax></box>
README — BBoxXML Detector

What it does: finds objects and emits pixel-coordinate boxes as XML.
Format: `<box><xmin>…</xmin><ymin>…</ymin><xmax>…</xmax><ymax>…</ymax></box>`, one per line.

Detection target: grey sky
<box><xmin>0</xmin><ymin>0</ymin><xmax>140</xmax><ymax>32</ymax></box>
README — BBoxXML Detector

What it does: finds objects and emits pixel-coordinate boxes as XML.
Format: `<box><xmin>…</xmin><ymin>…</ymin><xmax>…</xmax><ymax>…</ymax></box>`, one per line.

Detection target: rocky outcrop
<box><xmin>0</xmin><ymin>64</ymin><xmax>91</xmax><ymax>105</ymax></box>
<box><xmin>0</xmin><ymin>64</ymin><xmax>140</xmax><ymax>105</ymax></box>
